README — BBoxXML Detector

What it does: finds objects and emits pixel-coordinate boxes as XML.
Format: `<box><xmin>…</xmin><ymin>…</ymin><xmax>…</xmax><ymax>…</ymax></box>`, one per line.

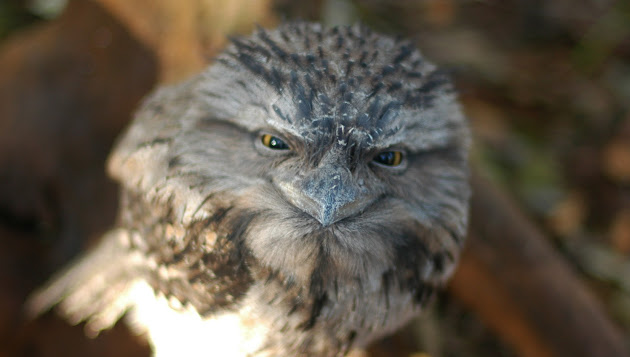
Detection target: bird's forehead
<box><xmin>199</xmin><ymin>22</ymin><xmax>460</xmax><ymax>149</ymax></box>
<box><xmin>264</xmin><ymin>84</ymin><xmax>406</xmax><ymax>146</ymax></box>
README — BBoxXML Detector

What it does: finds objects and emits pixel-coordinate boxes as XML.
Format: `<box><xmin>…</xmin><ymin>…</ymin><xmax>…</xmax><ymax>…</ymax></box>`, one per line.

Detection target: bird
<box><xmin>28</xmin><ymin>22</ymin><xmax>471</xmax><ymax>357</ymax></box>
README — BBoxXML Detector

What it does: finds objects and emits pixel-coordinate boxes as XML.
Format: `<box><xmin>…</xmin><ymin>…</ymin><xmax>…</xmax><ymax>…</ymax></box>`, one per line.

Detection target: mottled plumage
<box><xmin>29</xmin><ymin>22</ymin><xmax>470</xmax><ymax>356</ymax></box>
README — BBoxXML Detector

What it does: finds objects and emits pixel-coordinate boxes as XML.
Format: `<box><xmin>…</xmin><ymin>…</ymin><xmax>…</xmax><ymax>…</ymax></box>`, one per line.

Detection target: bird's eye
<box><xmin>373</xmin><ymin>151</ymin><xmax>404</xmax><ymax>166</ymax></box>
<box><xmin>261</xmin><ymin>134</ymin><xmax>290</xmax><ymax>150</ymax></box>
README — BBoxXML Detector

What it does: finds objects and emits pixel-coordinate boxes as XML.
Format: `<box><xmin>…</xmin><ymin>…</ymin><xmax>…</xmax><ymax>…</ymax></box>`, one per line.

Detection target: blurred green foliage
<box><xmin>573</xmin><ymin>0</ymin><xmax>630</xmax><ymax>73</ymax></box>
<box><xmin>0</xmin><ymin>1</ymin><xmax>39</xmax><ymax>40</ymax></box>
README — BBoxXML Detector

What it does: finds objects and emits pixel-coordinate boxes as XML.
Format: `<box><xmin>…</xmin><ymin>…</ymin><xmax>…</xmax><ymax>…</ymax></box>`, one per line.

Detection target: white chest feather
<box><xmin>123</xmin><ymin>281</ymin><xmax>269</xmax><ymax>357</ymax></box>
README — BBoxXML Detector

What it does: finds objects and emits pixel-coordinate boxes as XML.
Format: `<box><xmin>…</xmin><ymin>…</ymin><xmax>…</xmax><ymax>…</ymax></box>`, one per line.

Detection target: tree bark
<box><xmin>449</xmin><ymin>172</ymin><xmax>630</xmax><ymax>357</ymax></box>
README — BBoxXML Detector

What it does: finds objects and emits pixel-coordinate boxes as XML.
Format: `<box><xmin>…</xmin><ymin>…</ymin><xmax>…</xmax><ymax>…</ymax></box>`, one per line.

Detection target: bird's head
<box><xmin>109</xmin><ymin>22</ymin><xmax>470</xmax><ymax>292</ymax></box>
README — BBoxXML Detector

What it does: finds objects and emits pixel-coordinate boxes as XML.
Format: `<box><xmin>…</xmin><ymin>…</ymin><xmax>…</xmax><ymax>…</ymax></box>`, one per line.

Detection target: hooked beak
<box><xmin>276</xmin><ymin>164</ymin><xmax>375</xmax><ymax>226</ymax></box>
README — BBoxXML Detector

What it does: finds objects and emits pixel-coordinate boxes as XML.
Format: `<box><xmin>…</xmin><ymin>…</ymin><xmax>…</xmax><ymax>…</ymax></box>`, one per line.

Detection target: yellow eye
<box><xmin>373</xmin><ymin>151</ymin><xmax>403</xmax><ymax>166</ymax></box>
<box><xmin>261</xmin><ymin>134</ymin><xmax>289</xmax><ymax>150</ymax></box>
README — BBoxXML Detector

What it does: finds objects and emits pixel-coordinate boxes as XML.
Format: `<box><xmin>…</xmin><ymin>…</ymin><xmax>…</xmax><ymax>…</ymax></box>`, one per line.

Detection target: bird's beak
<box><xmin>276</xmin><ymin>163</ymin><xmax>374</xmax><ymax>227</ymax></box>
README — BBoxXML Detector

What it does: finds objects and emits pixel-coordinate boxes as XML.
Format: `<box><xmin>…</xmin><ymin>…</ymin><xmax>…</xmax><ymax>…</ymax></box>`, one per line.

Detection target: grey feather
<box><xmin>27</xmin><ymin>229</ymin><xmax>143</xmax><ymax>335</ymax></box>
<box><xmin>28</xmin><ymin>22</ymin><xmax>471</xmax><ymax>356</ymax></box>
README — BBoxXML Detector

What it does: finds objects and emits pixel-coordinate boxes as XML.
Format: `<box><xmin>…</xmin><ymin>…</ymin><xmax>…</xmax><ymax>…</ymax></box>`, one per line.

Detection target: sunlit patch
<box><xmin>124</xmin><ymin>281</ymin><xmax>269</xmax><ymax>357</ymax></box>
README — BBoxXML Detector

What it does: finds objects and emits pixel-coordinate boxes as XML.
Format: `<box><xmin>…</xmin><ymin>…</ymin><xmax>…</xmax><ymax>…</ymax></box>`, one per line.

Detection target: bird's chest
<box><xmin>124</xmin><ymin>280</ymin><xmax>270</xmax><ymax>357</ymax></box>
<box><xmin>124</xmin><ymin>275</ymin><xmax>421</xmax><ymax>357</ymax></box>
